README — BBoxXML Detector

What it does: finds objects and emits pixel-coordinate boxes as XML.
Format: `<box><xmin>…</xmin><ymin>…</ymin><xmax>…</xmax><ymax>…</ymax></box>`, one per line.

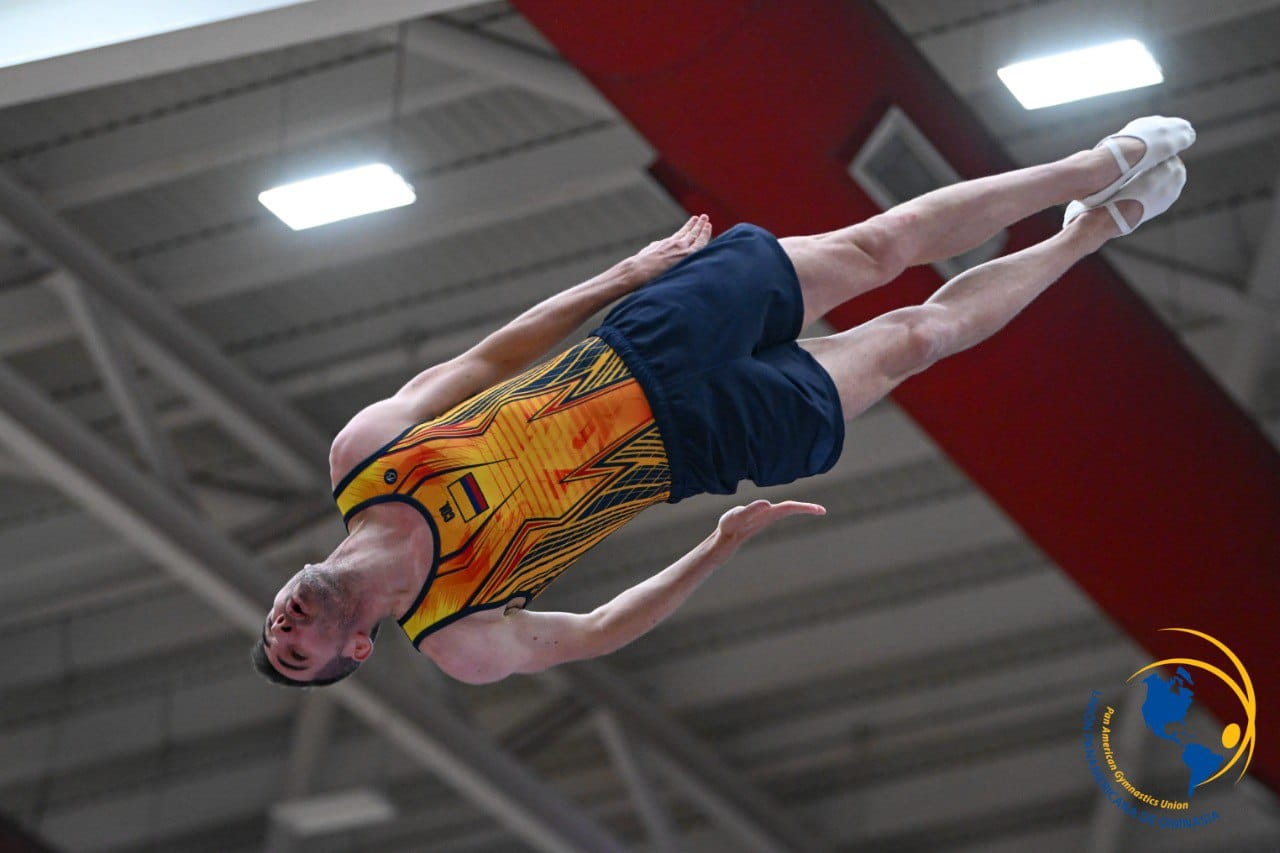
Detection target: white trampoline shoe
<box><xmin>1080</xmin><ymin>115</ymin><xmax>1195</xmax><ymax>208</ymax></box>
<box><xmin>1064</xmin><ymin>156</ymin><xmax>1187</xmax><ymax>236</ymax></box>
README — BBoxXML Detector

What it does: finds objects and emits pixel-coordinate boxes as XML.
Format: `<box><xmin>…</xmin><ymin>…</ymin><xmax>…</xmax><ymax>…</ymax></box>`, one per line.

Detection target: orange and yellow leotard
<box><xmin>333</xmin><ymin>336</ymin><xmax>671</xmax><ymax>645</ymax></box>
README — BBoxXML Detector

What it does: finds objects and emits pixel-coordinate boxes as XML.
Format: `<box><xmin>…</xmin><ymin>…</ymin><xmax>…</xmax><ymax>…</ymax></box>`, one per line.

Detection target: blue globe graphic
<box><xmin>1138</xmin><ymin>666</ymin><xmax>1227</xmax><ymax>798</ymax></box>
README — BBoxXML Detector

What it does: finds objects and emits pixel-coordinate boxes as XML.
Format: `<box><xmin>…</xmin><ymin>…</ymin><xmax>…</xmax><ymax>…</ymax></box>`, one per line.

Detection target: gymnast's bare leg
<box><xmin>799</xmin><ymin>196</ymin><xmax>1140</xmax><ymax>420</ymax></box>
<box><xmin>779</xmin><ymin>136</ymin><xmax>1152</xmax><ymax>328</ymax></box>
<box><xmin>795</xmin><ymin>142</ymin><xmax>1189</xmax><ymax>421</ymax></box>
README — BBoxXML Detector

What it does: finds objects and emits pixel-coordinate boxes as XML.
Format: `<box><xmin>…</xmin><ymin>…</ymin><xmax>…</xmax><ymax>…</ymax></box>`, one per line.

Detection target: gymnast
<box><xmin>253</xmin><ymin>115</ymin><xmax>1194</xmax><ymax>686</ymax></box>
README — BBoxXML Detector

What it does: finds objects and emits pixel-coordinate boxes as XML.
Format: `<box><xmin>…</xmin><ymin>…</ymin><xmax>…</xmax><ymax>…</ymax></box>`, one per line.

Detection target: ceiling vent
<box><xmin>849</xmin><ymin>106</ymin><xmax>1006</xmax><ymax>280</ymax></box>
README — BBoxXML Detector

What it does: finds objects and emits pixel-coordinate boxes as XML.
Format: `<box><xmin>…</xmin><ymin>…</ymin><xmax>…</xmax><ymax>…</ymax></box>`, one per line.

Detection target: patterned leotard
<box><xmin>334</xmin><ymin>336</ymin><xmax>672</xmax><ymax>644</ymax></box>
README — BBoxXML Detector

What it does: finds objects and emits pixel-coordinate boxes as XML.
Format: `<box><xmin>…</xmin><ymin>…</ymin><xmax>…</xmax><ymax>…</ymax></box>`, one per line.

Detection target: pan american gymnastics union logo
<box><xmin>1081</xmin><ymin>628</ymin><xmax>1257</xmax><ymax>830</ymax></box>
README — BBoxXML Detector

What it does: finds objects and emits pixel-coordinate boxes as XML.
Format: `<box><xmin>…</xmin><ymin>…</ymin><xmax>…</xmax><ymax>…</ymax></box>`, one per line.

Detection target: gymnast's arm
<box><xmin>424</xmin><ymin>499</ymin><xmax>824</xmax><ymax>684</ymax></box>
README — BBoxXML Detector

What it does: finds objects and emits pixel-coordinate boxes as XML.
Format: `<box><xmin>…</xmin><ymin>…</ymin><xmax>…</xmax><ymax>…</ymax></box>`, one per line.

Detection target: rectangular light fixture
<box><xmin>259</xmin><ymin>163</ymin><xmax>416</xmax><ymax>230</ymax></box>
<box><xmin>270</xmin><ymin>788</ymin><xmax>396</xmax><ymax>836</ymax></box>
<box><xmin>997</xmin><ymin>39</ymin><xmax>1163</xmax><ymax>110</ymax></box>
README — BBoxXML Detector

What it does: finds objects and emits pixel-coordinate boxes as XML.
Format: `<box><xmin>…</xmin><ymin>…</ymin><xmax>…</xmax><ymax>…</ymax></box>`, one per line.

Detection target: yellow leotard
<box><xmin>334</xmin><ymin>336</ymin><xmax>672</xmax><ymax>645</ymax></box>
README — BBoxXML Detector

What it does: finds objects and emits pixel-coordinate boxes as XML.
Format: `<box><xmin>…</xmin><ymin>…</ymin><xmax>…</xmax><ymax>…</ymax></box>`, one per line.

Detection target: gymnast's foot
<box><xmin>1080</xmin><ymin>115</ymin><xmax>1196</xmax><ymax>207</ymax></box>
<box><xmin>1069</xmin><ymin>199</ymin><xmax>1144</xmax><ymax>238</ymax></box>
<box><xmin>1065</xmin><ymin>156</ymin><xmax>1187</xmax><ymax>238</ymax></box>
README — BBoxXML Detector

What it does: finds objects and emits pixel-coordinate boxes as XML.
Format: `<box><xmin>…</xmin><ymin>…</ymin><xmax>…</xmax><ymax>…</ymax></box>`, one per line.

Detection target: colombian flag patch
<box><xmin>448</xmin><ymin>472</ymin><xmax>489</xmax><ymax>521</ymax></box>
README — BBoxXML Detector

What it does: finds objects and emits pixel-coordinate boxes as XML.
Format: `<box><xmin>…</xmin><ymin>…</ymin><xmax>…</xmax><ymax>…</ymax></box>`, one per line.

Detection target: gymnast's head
<box><xmin>250</xmin><ymin>561</ymin><xmax>381</xmax><ymax>688</ymax></box>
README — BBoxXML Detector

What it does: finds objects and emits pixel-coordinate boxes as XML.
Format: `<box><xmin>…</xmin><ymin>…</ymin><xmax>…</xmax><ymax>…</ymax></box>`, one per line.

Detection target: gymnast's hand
<box><xmin>632</xmin><ymin>214</ymin><xmax>713</xmax><ymax>281</ymax></box>
<box><xmin>715</xmin><ymin>499</ymin><xmax>826</xmax><ymax>549</ymax></box>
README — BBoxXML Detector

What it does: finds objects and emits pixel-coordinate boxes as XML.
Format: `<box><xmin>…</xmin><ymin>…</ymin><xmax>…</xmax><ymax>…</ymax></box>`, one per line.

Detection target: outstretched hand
<box><xmin>633</xmin><ymin>214</ymin><xmax>713</xmax><ymax>281</ymax></box>
<box><xmin>715</xmin><ymin>499</ymin><xmax>826</xmax><ymax>548</ymax></box>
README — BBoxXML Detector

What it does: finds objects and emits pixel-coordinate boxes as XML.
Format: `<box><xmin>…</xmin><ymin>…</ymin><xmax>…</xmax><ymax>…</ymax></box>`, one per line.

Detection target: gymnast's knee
<box><xmin>885</xmin><ymin>305</ymin><xmax>955</xmax><ymax>378</ymax></box>
<box><xmin>841</xmin><ymin>214</ymin><xmax>914</xmax><ymax>282</ymax></box>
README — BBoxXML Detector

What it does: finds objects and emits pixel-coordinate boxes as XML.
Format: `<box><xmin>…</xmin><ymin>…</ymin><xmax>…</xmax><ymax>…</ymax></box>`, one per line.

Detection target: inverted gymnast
<box><xmin>253</xmin><ymin>115</ymin><xmax>1194</xmax><ymax>687</ymax></box>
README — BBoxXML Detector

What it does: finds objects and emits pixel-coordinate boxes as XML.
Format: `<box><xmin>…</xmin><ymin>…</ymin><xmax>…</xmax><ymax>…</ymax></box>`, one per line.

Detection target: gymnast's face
<box><xmin>262</xmin><ymin>564</ymin><xmax>354</xmax><ymax>680</ymax></box>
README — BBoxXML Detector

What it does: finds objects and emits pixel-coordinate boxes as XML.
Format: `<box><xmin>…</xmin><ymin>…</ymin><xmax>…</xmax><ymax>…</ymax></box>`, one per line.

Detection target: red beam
<box><xmin>513</xmin><ymin>0</ymin><xmax>1280</xmax><ymax>794</ymax></box>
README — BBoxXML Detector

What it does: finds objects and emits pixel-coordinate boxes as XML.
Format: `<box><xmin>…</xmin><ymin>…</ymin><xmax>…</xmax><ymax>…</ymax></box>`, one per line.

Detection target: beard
<box><xmin>292</xmin><ymin>562</ymin><xmax>358</xmax><ymax>628</ymax></box>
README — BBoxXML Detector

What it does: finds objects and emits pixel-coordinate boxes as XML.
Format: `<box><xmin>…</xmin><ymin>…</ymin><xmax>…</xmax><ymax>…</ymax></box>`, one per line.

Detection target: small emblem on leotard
<box><xmin>384</xmin><ymin>469</ymin><xmax>398</xmax><ymax>485</ymax></box>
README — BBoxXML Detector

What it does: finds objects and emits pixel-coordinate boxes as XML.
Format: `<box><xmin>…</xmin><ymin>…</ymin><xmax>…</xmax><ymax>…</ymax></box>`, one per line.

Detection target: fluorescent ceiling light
<box><xmin>997</xmin><ymin>39</ymin><xmax>1163</xmax><ymax>110</ymax></box>
<box><xmin>270</xmin><ymin>788</ymin><xmax>396</xmax><ymax>836</ymax></box>
<box><xmin>259</xmin><ymin>163</ymin><xmax>415</xmax><ymax>230</ymax></box>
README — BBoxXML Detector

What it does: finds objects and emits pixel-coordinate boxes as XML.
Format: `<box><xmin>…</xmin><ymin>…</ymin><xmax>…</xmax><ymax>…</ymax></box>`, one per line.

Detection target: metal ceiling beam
<box><xmin>0</xmin><ymin>369</ymin><xmax>262</xmax><ymax>626</ymax></box>
<box><xmin>264</xmin><ymin>695</ymin><xmax>339</xmax><ymax>853</ymax></box>
<box><xmin>0</xmin><ymin>168</ymin><xmax>328</xmax><ymax>490</ymax></box>
<box><xmin>1104</xmin><ymin>247</ymin><xmax>1280</xmax><ymax>332</ymax></box>
<box><xmin>0</xmin><ymin>572</ymin><xmax>168</xmax><ymax>635</ymax></box>
<box><xmin>1223</xmin><ymin>170</ymin><xmax>1280</xmax><ymax>403</ymax></box>
<box><xmin>0</xmin><ymin>358</ymin><xmax>625</xmax><ymax>853</ymax></box>
<box><xmin>403</xmin><ymin>19</ymin><xmax>615</xmax><ymax>117</ymax></box>
<box><xmin>0</xmin><ymin>476</ymin><xmax>337</xmax><ymax>627</ymax></box>
<box><xmin>0</xmin><ymin>130</ymin><xmax>653</xmax><ymax>358</ymax></box>
<box><xmin>594</xmin><ymin>709</ymin><xmax>682</xmax><ymax>852</ymax></box>
<box><xmin>558</xmin><ymin>663</ymin><xmax>828</xmax><ymax>853</ymax></box>
<box><xmin>0</xmin><ymin>498</ymin><xmax>343</xmax><ymax>634</ymax></box>
<box><xmin>1189</xmin><ymin>110</ymin><xmax>1280</xmax><ymax>162</ymax></box>
<box><xmin>45</xmin><ymin>270</ymin><xmax>192</xmax><ymax>500</ymax></box>
<box><xmin>500</xmin><ymin>692</ymin><xmax>591</xmax><ymax>759</ymax></box>
<box><xmin>0</xmin><ymin>453</ymin><xmax>300</xmax><ymax>502</ymax></box>
<box><xmin>281</xmin><ymin>696</ymin><xmax>337</xmax><ymax>801</ymax></box>
<box><xmin>0</xmin><ymin>0</ymin><xmax>490</xmax><ymax>110</ymax></box>
<box><xmin>123</xmin><ymin>332</ymin><xmax>326</xmax><ymax>491</ymax></box>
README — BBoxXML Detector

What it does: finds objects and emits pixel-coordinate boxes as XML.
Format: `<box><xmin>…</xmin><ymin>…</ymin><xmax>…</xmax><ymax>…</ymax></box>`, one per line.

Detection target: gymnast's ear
<box><xmin>346</xmin><ymin>619</ymin><xmax>381</xmax><ymax>663</ymax></box>
<box><xmin>349</xmin><ymin>633</ymin><xmax>374</xmax><ymax>662</ymax></box>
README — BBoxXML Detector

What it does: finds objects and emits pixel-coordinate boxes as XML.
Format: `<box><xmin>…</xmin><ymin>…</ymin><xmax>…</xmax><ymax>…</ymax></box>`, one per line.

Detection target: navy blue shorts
<box><xmin>591</xmin><ymin>222</ymin><xmax>845</xmax><ymax>503</ymax></box>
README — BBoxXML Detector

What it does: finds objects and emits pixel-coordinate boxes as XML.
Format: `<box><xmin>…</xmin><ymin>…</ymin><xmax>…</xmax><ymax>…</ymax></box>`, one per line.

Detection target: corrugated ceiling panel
<box><xmin>0</xmin><ymin>33</ymin><xmax>392</xmax><ymax>157</ymax></box>
<box><xmin>57</xmin><ymin>86</ymin><xmax>597</xmax><ymax>258</ymax></box>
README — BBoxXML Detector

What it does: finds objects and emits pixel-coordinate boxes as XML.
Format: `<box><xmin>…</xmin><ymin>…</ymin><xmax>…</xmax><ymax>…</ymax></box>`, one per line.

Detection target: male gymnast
<box><xmin>253</xmin><ymin>115</ymin><xmax>1194</xmax><ymax>687</ymax></box>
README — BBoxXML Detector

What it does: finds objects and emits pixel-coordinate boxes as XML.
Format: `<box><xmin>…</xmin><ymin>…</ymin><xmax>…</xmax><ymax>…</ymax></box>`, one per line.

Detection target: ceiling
<box><xmin>0</xmin><ymin>1</ymin><xmax>1278</xmax><ymax>851</ymax></box>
